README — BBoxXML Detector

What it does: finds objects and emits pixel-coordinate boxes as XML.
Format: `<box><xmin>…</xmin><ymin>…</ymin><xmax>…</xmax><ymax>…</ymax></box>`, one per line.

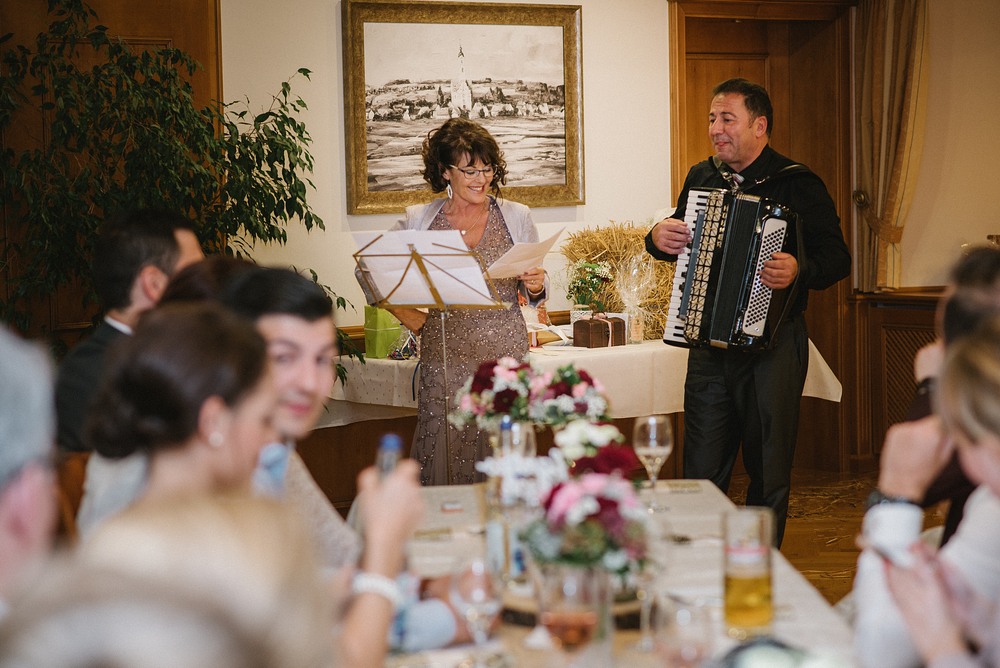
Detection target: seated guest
<box><xmin>906</xmin><ymin>246</ymin><xmax>1000</xmax><ymax>545</ymax></box>
<box><xmin>72</xmin><ymin>302</ymin><xmax>425</xmax><ymax>666</ymax></box>
<box><xmin>55</xmin><ymin>209</ymin><xmax>203</xmax><ymax>453</ymax></box>
<box><xmin>0</xmin><ymin>495</ymin><xmax>335</xmax><ymax>667</ymax></box>
<box><xmin>854</xmin><ymin>316</ymin><xmax>1000</xmax><ymax>667</ymax></box>
<box><xmin>0</xmin><ymin>327</ymin><xmax>57</xmax><ymax>610</ymax></box>
<box><xmin>79</xmin><ymin>261</ymin><xmax>362</xmax><ymax>567</ymax></box>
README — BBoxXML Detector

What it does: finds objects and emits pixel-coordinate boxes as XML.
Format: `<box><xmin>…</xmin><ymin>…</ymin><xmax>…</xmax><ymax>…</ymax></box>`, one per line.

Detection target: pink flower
<box><xmin>546</xmin><ymin>482</ymin><xmax>585</xmax><ymax>525</ymax></box>
<box><xmin>572</xmin><ymin>383</ymin><xmax>588</xmax><ymax>399</ymax></box>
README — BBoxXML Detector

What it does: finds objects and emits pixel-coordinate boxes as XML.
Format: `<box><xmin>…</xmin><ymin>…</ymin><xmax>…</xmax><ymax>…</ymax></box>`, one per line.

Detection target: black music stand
<box><xmin>354</xmin><ymin>230</ymin><xmax>505</xmax><ymax>484</ymax></box>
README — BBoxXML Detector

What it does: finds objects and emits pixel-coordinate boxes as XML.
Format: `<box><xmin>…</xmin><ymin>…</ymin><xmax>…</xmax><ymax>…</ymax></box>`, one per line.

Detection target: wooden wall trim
<box><xmin>670</xmin><ymin>1</ymin><xmax>856</xmax><ymax>22</ymax></box>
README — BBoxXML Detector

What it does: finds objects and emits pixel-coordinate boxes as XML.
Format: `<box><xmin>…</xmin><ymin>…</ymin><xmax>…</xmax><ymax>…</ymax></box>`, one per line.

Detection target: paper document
<box><xmin>486</xmin><ymin>228</ymin><xmax>564</xmax><ymax>279</ymax></box>
<box><xmin>353</xmin><ymin>230</ymin><xmax>501</xmax><ymax>308</ymax></box>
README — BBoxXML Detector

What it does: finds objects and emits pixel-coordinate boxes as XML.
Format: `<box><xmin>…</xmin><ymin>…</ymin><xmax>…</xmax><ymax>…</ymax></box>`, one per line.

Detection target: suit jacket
<box><xmin>55</xmin><ymin>320</ymin><xmax>127</xmax><ymax>452</ymax></box>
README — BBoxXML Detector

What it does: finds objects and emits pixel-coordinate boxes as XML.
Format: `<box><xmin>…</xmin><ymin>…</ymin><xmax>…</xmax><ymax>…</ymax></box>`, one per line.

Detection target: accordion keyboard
<box><xmin>662</xmin><ymin>188</ymin><xmax>713</xmax><ymax>346</ymax></box>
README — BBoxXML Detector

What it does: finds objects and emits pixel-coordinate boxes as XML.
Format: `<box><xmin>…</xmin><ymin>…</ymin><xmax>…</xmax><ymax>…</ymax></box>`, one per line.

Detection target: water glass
<box><xmin>449</xmin><ymin>557</ymin><xmax>503</xmax><ymax>665</ymax></box>
<box><xmin>654</xmin><ymin>594</ymin><xmax>711</xmax><ymax>667</ymax></box>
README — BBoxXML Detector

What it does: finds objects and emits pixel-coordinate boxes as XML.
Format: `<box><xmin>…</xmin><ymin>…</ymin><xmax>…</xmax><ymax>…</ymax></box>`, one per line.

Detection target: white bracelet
<box><xmin>352</xmin><ymin>572</ymin><xmax>404</xmax><ymax>610</ymax></box>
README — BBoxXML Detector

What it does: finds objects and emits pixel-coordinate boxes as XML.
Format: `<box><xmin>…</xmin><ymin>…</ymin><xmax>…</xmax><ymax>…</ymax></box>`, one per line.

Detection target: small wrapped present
<box><xmin>572</xmin><ymin>314</ymin><xmax>626</xmax><ymax>348</ymax></box>
<box><xmin>364</xmin><ymin>305</ymin><xmax>401</xmax><ymax>359</ymax></box>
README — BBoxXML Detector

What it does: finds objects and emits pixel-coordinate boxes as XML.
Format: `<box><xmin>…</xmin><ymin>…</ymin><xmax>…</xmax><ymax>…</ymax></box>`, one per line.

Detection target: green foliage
<box><xmin>0</xmin><ymin>0</ymin><xmax>339</xmax><ymax>336</ymax></box>
<box><xmin>566</xmin><ymin>260</ymin><xmax>613</xmax><ymax>311</ymax></box>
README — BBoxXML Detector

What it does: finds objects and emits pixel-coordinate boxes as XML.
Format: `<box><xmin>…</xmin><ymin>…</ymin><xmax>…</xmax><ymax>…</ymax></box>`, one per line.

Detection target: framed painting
<box><xmin>342</xmin><ymin>0</ymin><xmax>584</xmax><ymax>214</ymax></box>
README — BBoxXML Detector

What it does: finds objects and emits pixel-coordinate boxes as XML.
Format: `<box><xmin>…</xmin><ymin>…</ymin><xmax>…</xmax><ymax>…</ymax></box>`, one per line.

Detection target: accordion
<box><xmin>662</xmin><ymin>188</ymin><xmax>801</xmax><ymax>351</ymax></box>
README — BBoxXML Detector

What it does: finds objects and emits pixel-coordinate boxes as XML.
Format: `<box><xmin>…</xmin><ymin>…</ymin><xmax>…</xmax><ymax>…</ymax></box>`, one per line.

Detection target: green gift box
<box><xmin>364</xmin><ymin>306</ymin><xmax>402</xmax><ymax>359</ymax></box>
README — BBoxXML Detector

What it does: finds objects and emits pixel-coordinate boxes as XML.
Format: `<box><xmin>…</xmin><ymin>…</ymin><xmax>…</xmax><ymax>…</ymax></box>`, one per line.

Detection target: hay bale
<box><xmin>561</xmin><ymin>220</ymin><xmax>675</xmax><ymax>339</ymax></box>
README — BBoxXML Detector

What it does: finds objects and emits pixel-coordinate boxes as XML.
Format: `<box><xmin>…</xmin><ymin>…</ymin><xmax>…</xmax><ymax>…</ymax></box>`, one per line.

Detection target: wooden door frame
<box><xmin>667</xmin><ymin>1</ymin><xmax>856</xmax><ymax>195</ymax></box>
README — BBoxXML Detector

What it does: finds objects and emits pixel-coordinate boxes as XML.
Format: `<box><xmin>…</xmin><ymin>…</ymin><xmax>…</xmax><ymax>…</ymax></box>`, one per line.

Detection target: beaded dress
<box><xmin>414</xmin><ymin>201</ymin><xmax>528</xmax><ymax>485</ymax></box>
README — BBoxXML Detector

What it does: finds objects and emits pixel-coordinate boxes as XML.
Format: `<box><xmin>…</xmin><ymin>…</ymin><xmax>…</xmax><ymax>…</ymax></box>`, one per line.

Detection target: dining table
<box><xmin>392</xmin><ymin>479</ymin><xmax>856</xmax><ymax>667</ymax></box>
<box><xmin>328</xmin><ymin>339</ymin><xmax>842</xmax><ymax>427</ymax></box>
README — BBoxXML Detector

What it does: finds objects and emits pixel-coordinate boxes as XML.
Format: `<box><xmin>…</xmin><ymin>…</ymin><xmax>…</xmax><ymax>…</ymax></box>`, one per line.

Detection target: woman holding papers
<box><xmin>356</xmin><ymin>117</ymin><xmax>548</xmax><ymax>485</ymax></box>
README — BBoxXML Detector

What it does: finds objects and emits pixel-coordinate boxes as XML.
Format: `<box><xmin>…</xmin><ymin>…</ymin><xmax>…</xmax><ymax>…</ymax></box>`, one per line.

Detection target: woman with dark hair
<box><xmin>158</xmin><ymin>255</ymin><xmax>256</xmax><ymax>306</ymax></box>
<box><xmin>83</xmin><ymin>302</ymin><xmax>278</xmax><ymax>505</ymax></box>
<box><xmin>357</xmin><ymin>117</ymin><xmax>548</xmax><ymax>485</ymax></box>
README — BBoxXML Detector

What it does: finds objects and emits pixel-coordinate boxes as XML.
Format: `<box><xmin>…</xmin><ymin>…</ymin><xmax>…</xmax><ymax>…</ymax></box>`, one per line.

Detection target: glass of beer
<box><xmin>723</xmin><ymin>507</ymin><xmax>774</xmax><ymax>639</ymax></box>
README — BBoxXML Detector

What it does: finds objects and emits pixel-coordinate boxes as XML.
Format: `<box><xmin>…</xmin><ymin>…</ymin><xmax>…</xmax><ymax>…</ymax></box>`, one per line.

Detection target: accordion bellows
<box><xmin>573</xmin><ymin>316</ymin><xmax>626</xmax><ymax>348</ymax></box>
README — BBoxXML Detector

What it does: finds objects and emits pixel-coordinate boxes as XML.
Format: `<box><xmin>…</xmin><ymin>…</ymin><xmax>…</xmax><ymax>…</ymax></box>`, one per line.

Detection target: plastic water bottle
<box><xmin>498</xmin><ymin>414</ymin><xmax>513</xmax><ymax>457</ymax></box>
<box><xmin>377</xmin><ymin>433</ymin><xmax>402</xmax><ymax>479</ymax></box>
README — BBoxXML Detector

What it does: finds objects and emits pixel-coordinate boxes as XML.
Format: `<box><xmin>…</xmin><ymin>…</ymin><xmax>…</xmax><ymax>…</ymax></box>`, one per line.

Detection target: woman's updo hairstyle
<box><xmin>86</xmin><ymin>302</ymin><xmax>267</xmax><ymax>459</ymax></box>
<box><xmin>421</xmin><ymin>117</ymin><xmax>508</xmax><ymax>199</ymax></box>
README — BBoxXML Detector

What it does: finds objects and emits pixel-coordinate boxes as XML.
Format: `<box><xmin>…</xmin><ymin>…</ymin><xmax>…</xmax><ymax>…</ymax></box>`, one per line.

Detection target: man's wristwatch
<box><xmin>865</xmin><ymin>488</ymin><xmax>919</xmax><ymax>511</ymax></box>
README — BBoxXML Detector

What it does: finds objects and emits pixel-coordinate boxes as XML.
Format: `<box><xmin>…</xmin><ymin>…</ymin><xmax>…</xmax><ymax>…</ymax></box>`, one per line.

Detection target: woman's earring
<box><xmin>446</xmin><ymin>183</ymin><xmax>453</xmax><ymax>199</ymax></box>
<box><xmin>208</xmin><ymin>432</ymin><xmax>224</xmax><ymax>449</ymax></box>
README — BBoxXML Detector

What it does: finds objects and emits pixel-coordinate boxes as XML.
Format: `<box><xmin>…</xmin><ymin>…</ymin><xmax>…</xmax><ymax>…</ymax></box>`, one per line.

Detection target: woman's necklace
<box><xmin>445</xmin><ymin>202</ymin><xmax>489</xmax><ymax>236</ymax></box>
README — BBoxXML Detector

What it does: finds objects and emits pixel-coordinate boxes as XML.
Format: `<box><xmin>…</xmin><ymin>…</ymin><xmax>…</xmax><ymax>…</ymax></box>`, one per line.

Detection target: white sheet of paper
<box><xmin>485</xmin><ymin>228</ymin><xmax>564</xmax><ymax>279</ymax></box>
<box><xmin>353</xmin><ymin>230</ymin><xmax>499</xmax><ymax>307</ymax></box>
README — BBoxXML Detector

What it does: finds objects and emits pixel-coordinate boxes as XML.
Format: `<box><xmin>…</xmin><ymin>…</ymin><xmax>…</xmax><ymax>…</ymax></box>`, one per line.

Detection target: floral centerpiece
<box><xmin>450</xmin><ymin>358</ymin><xmax>611</xmax><ymax>431</ymax></box>
<box><xmin>450</xmin><ymin>357</ymin><xmax>535</xmax><ymax>430</ymax></box>
<box><xmin>566</xmin><ymin>259</ymin><xmax>613</xmax><ymax>312</ymax></box>
<box><xmin>552</xmin><ymin>419</ymin><xmax>642</xmax><ymax>478</ymax></box>
<box><xmin>519</xmin><ymin>472</ymin><xmax>648</xmax><ymax>576</ymax></box>
<box><xmin>526</xmin><ymin>363</ymin><xmax>610</xmax><ymax>428</ymax></box>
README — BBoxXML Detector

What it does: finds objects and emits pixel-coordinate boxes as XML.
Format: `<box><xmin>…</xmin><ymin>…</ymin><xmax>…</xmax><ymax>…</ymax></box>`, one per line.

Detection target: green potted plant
<box><xmin>566</xmin><ymin>259</ymin><xmax>613</xmax><ymax>322</ymax></box>
<box><xmin>0</xmin><ymin>0</ymin><xmax>358</xmax><ymax>375</ymax></box>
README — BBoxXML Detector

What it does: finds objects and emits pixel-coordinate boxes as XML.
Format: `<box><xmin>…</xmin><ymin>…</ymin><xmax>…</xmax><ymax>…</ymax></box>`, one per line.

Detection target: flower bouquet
<box><xmin>450</xmin><ymin>359</ymin><xmax>611</xmax><ymax>431</ymax></box>
<box><xmin>566</xmin><ymin>259</ymin><xmax>613</xmax><ymax>311</ymax></box>
<box><xmin>527</xmin><ymin>363</ymin><xmax>611</xmax><ymax>428</ymax></box>
<box><xmin>552</xmin><ymin>419</ymin><xmax>642</xmax><ymax>478</ymax></box>
<box><xmin>449</xmin><ymin>357</ymin><xmax>535</xmax><ymax>430</ymax></box>
<box><xmin>519</xmin><ymin>472</ymin><xmax>648</xmax><ymax>575</ymax></box>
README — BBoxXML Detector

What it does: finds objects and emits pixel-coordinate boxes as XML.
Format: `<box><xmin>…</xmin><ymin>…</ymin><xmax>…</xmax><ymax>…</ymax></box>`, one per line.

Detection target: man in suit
<box><xmin>0</xmin><ymin>326</ymin><xmax>57</xmax><ymax>610</ymax></box>
<box><xmin>645</xmin><ymin>78</ymin><xmax>851</xmax><ymax>546</ymax></box>
<box><xmin>55</xmin><ymin>210</ymin><xmax>204</xmax><ymax>453</ymax></box>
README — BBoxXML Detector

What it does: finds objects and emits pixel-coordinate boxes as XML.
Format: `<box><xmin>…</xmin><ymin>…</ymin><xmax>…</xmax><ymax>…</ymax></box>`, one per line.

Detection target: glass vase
<box><xmin>569</xmin><ymin>304</ymin><xmax>592</xmax><ymax>325</ymax></box>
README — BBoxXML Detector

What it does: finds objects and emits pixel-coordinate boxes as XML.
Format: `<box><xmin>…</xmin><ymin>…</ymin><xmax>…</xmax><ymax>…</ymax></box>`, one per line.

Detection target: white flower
<box><xmin>565</xmin><ymin>495</ymin><xmax>600</xmax><ymax>527</ymax></box>
<box><xmin>602</xmin><ymin>549</ymin><xmax>629</xmax><ymax>572</ymax></box>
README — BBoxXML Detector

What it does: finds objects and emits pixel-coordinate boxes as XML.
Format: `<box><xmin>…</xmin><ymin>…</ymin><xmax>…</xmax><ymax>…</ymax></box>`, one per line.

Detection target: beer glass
<box><xmin>723</xmin><ymin>507</ymin><xmax>774</xmax><ymax>639</ymax></box>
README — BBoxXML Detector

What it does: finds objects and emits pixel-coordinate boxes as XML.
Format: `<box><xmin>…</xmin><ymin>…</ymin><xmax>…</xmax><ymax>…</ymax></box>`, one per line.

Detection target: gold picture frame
<box><xmin>342</xmin><ymin>0</ymin><xmax>584</xmax><ymax>214</ymax></box>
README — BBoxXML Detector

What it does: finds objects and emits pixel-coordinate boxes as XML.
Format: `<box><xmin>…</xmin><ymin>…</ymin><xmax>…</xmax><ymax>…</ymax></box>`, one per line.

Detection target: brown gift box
<box><xmin>573</xmin><ymin>315</ymin><xmax>626</xmax><ymax>348</ymax></box>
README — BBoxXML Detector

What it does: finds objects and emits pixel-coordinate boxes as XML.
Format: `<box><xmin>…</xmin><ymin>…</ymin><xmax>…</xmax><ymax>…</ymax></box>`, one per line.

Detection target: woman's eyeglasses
<box><xmin>450</xmin><ymin>164</ymin><xmax>496</xmax><ymax>178</ymax></box>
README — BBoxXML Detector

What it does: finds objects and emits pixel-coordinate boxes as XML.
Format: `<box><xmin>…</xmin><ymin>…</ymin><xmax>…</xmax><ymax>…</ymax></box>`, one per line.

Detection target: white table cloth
<box><xmin>397</xmin><ymin>480</ymin><xmax>855</xmax><ymax>667</ymax></box>
<box><xmin>332</xmin><ymin>339</ymin><xmax>842</xmax><ymax>421</ymax></box>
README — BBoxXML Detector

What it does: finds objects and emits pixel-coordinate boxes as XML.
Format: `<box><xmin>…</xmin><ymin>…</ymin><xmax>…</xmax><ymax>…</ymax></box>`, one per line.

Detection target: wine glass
<box><xmin>630</xmin><ymin>564</ymin><xmax>658</xmax><ymax>652</ymax></box>
<box><xmin>633</xmin><ymin>414</ymin><xmax>674</xmax><ymax>512</ymax></box>
<box><xmin>449</xmin><ymin>557</ymin><xmax>503</xmax><ymax>666</ymax></box>
<box><xmin>537</xmin><ymin>566</ymin><xmax>602</xmax><ymax>666</ymax></box>
<box><xmin>654</xmin><ymin>594</ymin><xmax>711</xmax><ymax>667</ymax></box>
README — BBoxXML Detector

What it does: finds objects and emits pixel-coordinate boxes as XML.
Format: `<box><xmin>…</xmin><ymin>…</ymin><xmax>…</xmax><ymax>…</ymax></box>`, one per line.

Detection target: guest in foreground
<box><xmin>0</xmin><ymin>494</ymin><xmax>334</xmax><ymax>667</ymax></box>
<box><xmin>0</xmin><ymin>327</ymin><xmax>57</xmax><ymax>611</ymax></box>
<box><xmin>356</xmin><ymin>117</ymin><xmax>548</xmax><ymax>485</ymax></box>
<box><xmin>644</xmin><ymin>77</ymin><xmax>850</xmax><ymax>545</ymax></box>
<box><xmin>75</xmin><ymin>301</ymin><xmax>426</xmax><ymax>666</ymax></box>
<box><xmin>854</xmin><ymin>316</ymin><xmax>1000</xmax><ymax>667</ymax></box>
<box><xmin>882</xmin><ymin>246</ymin><xmax>1000</xmax><ymax>548</ymax></box>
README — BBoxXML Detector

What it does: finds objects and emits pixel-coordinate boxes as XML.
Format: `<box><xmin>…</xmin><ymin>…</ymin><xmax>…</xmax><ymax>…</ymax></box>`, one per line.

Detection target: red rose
<box><xmin>493</xmin><ymin>388</ymin><xmax>519</xmax><ymax>413</ymax></box>
<box><xmin>470</xmin><ymin>360</ymin><xmax>497</xmax><ymax>393</ymax></box>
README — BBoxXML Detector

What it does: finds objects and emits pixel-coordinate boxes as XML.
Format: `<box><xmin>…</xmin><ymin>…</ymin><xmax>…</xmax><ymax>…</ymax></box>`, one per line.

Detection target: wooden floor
<box><xmin>727</xmin><ymin>468</ymin><xmax>945</xmax><ymax>605</ymax></box>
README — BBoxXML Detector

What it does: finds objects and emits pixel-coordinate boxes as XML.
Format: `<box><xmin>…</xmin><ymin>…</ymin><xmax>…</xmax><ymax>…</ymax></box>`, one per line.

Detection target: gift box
<box><xmin>573</xmin><ymin>315</ymin><xmax>626</xmax><ymax>348</ymax></box>
<box><xmin>364</xmin><ymin>305</ymin><xmax>401</xmax><ymax>359</ymax></box>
